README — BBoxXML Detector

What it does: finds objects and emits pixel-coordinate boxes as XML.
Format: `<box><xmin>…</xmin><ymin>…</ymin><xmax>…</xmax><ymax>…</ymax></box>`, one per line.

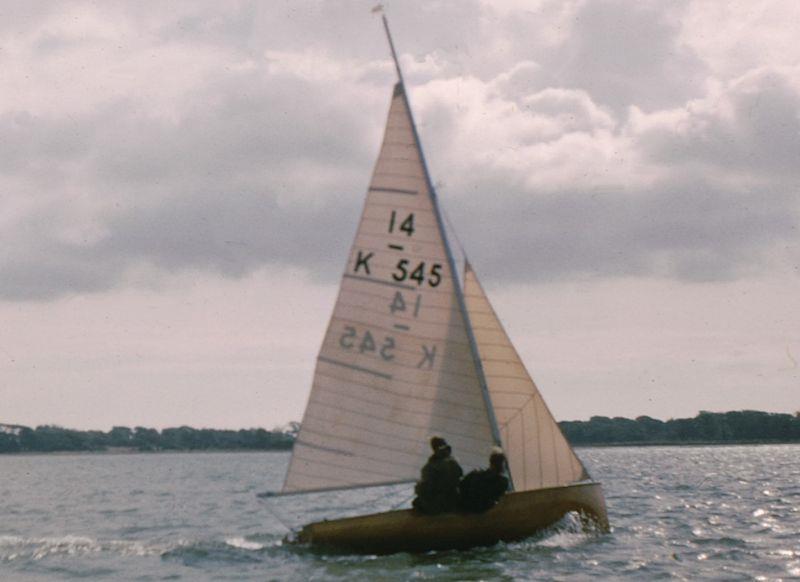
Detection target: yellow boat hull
<box><xmin>295</xmin><ymin>481</ymin><xmax>608</xmax><ymax>554</ymax></box>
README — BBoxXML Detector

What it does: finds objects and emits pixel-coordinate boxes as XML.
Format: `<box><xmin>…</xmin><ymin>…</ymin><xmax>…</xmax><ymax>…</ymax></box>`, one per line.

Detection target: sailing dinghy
<box><xmin>275</xmin><ymin>16</ymin><xmax>609</xmax><ymax>554</ymax></box>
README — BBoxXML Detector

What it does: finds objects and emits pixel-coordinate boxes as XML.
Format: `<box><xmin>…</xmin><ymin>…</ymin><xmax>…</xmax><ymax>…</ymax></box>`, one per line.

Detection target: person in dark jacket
<box><xmin>458</xmin><ymin>448</ymin><xmax>509</xmax><ymax>513</ymax></box>
<box><xmin>412</xmin><ymin>436</ymin><xmax>463</xmax><ymax>514</ymax></box>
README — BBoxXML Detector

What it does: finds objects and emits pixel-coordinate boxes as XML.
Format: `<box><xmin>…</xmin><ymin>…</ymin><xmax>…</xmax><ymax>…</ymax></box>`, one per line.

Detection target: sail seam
<box><xmin>314</xmin><ymin>374</ymin><xmax>485</xmax><ymax>403</ymax></box>
<box><xmin>279</xmin><ymin>479</ymin><xmax>415</xmax><ymax>497</ymax></box>
<box><xmin>317</xmin><ymin>356</ymin><xmax>392</xmax><ymax>380</ymax></box>
<box><xmin>321</xmin><ymin>355</ymin><xmax>484</xmax><ymax>381</ymax></box>
<box><xmin>289</xmin><ymin>456</ymin><xmax>407</xmax><ymax>481</ymax></box>
<box><xmin>310</xmin><ymin>385</ymin><xmax>495</xmax><ymax>426</ymax></box>
<box><xmin>314</xmin><ymin>371</ymin><xmax>486</xmax><ymax>408</ymax></box>
<box><xmin>342</xmin><ymin>240</ymin><xmax>445</xmax><ymax>256</ymax></box>
<box><xmin>303</xmin><ymin>407</ymin><xmax>498</xmax><ymax>445</ymax></box>
<box><xmin>297</xmin><ymin>434</ymin><xmax>423</xmax><ymax>468</ymax></box>
<box><xmin>367</xmin><ymin>187</ymin><xmax>418</xmax><ymax>195</ymax></box>
<box><xmin>342</xmin><ymin>274</ymin><xmax>416</xmax><ymax>291</ymax></box>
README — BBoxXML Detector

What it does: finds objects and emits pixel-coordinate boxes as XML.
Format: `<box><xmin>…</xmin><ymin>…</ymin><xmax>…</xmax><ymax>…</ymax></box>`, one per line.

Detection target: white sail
<box><xmin>282</xmin><ymin>84</ymin><xmax>497</xmax><ymax>493</ymax></box>
<box><xmin>463</xmin><ymin>263</ymin><xmax>589</xmax><ymax>491</ymax></box>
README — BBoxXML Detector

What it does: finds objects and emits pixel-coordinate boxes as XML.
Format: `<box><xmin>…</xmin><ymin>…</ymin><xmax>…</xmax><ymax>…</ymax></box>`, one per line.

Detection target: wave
<box><xmin>161</xmin><ymin>537</ymin><xmax>283</xmax><ymax>566</ymax></box>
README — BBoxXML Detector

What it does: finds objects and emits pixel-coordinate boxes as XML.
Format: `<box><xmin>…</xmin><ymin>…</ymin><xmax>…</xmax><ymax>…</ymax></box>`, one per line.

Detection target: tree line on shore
<box><xmin>559</xmin><ymin>410</ymin><xmax>800</xmax><ymax>445</ymax></box>
<box><xmin>0</xmin><ymin>423</ymin><xmax>298</xmax><ymax>454</ymax></box>
<box><xmin>2</xmin><ymin>411</ymin><xmax>799</xmax><ymax>454</ymax></box>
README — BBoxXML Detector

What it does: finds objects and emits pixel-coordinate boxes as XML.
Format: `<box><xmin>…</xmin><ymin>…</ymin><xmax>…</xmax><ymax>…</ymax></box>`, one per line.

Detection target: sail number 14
<box><xmin>388</xmin><ymin>211</ymin><xmax>414</xmax><ymax>236</ymax></box>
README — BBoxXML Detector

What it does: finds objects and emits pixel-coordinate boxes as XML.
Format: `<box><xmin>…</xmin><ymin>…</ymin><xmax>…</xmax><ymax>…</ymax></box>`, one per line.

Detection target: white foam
<box><xmin>225</xmin><ymin>536</ymin><xmax>265</xmax><ymax>551</ymax></box>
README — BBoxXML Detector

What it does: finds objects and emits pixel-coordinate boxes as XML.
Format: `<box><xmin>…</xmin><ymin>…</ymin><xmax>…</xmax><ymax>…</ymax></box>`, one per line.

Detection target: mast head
<box><xmin>378</xmin><ymin>8</ymin><xmax>404</xmax><ymax>84</ymax></box>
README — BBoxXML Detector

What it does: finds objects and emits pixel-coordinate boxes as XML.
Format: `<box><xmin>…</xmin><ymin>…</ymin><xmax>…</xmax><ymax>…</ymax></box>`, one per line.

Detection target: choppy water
<box><xmin>1</xmin><ymin>446</ymin><xmax>799</xmax><ymax>580</ymax></box>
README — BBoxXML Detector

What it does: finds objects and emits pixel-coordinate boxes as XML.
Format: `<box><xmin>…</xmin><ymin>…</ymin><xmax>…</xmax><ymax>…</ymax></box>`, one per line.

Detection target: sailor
<box><xmin>458</xmin><ymin>447</ymin><xmax>509</xmax><ymax>513</ymax></box>
<box><xmin>412</xmin><ymin>436</ymin><xmax>463</xmax><ymax>515</ymax></box>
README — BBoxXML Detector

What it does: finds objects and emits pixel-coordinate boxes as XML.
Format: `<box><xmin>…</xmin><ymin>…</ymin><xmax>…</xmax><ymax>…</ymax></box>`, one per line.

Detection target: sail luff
<box><xmin>382</xmin><ymin>26</ymin><xmax>506</xmax><ymax>462</ymax></box>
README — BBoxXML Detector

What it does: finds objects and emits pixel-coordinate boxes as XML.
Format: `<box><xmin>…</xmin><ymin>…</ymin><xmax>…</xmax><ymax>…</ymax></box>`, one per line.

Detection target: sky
<box><xmin>1</xmin><ymin>0</ymin><xmax>798</xmax><ymax>430</ymax></box>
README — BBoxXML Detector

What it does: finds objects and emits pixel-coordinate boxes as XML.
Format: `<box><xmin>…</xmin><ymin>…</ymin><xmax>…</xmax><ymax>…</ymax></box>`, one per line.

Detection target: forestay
<box><xmin>282</xmin><ymin>83</ymin><xmax>497</xmax><ymax>493</ymax></box>
<box><xmin>463</xmin><ymin>263</ymin><xmax>589</xmax><ymax>491</ymax></box>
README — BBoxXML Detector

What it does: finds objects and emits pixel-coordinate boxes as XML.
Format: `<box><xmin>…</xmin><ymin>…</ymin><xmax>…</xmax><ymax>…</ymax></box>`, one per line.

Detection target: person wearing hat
<box><xmin>412</xmin><ymin>436</ymin><xmax>463</xmax><ymax>514</ymax></box>
<box><xmin>458</xmin><ymin>447</ymin><xmax>509</xmax><ymax>513</ymax></box>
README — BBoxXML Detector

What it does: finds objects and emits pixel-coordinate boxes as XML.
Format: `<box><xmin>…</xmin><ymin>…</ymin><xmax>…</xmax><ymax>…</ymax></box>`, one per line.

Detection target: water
<box><xmin>1</xmin><ymin>446</ymin><xmax>799</xmax><ymax>580</ymax></box>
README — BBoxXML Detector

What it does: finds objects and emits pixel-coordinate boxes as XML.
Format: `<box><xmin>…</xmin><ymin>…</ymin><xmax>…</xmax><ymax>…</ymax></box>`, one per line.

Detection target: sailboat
<box><xmin>276</xmin><ymin>15</ymin><xmax>609</xmax><ymax>554</ymax></box>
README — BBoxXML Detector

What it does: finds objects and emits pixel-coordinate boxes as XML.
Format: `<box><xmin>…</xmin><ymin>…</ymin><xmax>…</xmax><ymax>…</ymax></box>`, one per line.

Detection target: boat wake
<box><xmin>515</xmin><ymin>511</ymin><xmax>608</xmax><ymax>552</ymax></box>
<box><xmin>160</xmin><ymin>540</ymin><xmax>266</xmax><ymax>565</ymax></box>
<box><xmin>0</xmin><ymin>531</ymin><xmax>290</xmax><ymax>568</ymax></box>
<box><xmin>224</xmin><ymin>536</ymin><xmax>267</xmax><ymax>551</ymax></box>
<box><xmin>0</xmin><ymin>534</ymin><xmax>164</xmax><ymax>562</ymax></box>
<box><xmin>159</xmin><ymin>533</ymin><xmax>289</xmax><ymax>566</ymax></box>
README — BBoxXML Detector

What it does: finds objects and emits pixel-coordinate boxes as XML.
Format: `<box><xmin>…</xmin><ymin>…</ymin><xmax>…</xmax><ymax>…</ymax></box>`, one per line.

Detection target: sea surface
<box><xmin>1</xmin><ymin>445</ymin><xmax>799</xmax><ymax>581</ymax></box>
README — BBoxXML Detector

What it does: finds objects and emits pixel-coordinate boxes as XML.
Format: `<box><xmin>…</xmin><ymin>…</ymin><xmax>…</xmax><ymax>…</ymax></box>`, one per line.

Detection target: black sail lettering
<box><xmin>354</xmin><ymin>251</ymin><xmax>373</xmax><ymax>275</ymax></box>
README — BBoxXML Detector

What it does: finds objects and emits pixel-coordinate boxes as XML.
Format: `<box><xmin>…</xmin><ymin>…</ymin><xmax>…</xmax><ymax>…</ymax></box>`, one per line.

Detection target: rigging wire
<box><xmin>441</xmin><ymin>204</ymin><xmax>469</xmax><ymax>269</ymax></box>
<box><xmin>259</xmin><ymin>497</ymin><xmax>295</xmax><ymax>533</ymax></box>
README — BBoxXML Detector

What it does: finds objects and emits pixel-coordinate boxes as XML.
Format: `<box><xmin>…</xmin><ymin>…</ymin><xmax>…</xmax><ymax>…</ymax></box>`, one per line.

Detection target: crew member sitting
<box><xmin>458</xmin><ymin>447</ymin><xmax>509</xmax><ymax>513</ymax></box>
<box><xmin>412</xmin><ymin>436</ymin><xmax>463</xmax><ymax>515</ymax></box>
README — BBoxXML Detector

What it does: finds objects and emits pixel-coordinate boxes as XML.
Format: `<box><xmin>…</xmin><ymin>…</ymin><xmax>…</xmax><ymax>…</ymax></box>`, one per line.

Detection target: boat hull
<box><xmin>295</xmin><ymin>481</ymin><xmax>608</xmax><ymax>554</ymax></box>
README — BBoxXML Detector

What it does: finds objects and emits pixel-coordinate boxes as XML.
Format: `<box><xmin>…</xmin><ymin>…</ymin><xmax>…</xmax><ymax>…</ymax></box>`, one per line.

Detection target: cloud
<box><xmin>633</xmin><ymin>68</ymin><xmax>800</xmax><ymax>177</ymax></box>
<box><xmin>680</xmin><ymin>2</ymin><xmax>800</xmax><ymax>79</ymax></box>
<box><xmin>449</xmin><ymin>176</ymin><xmax>797</xmax><ymax>284</ymax></box>
<box><xmin>0</xmin><ymin>64</ymin><xmax>383</xmax><ymax>299</ymax></box>
<box><xmin>550</xmin><ymin>0</ymin><xmax>708</xmax><ymax>112</ymax></box>
<box><xmin>411</xmin><ymin>59</ymin><xmax>800</xmax><ymax>285</ymax></box>
<box><xmin>1</xmin><ymin>1</ymin><xmax>799</xmax><ymax>302</ymax></box>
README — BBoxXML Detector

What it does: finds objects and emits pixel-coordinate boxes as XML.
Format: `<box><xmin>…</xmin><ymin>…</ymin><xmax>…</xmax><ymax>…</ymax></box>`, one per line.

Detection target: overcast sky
<box><xmin>1</xmin><ymin>1</ymin><xmax>798</xmax><ymax>430</ymax></box>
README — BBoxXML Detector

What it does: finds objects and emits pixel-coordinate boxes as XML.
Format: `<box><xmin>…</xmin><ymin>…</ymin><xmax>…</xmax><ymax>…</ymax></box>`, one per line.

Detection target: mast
<box><xmin>379</xmin><ymin>14</ymin><xmax>508</xmax><ymax>483</ymax></box>
<box><xmin>381</xmin><ymin>14</ymin><xmax>404</xmax><ymax>85</ymax></box>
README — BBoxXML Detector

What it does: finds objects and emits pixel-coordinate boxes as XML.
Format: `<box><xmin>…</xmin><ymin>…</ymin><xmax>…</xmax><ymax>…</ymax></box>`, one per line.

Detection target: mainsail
<box><xmin>282</xmin><ymin>83</ymin><xmax>497</xmax><ymax>493</ymax></box>
<box><xmin>281</xmin><ymin>19</ymin><xmax>591</xmax><ymax>495</ymax></box>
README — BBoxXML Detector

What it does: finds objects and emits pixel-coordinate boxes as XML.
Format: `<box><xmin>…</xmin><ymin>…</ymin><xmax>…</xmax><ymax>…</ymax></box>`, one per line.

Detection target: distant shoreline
<box><xmin>574</xmin><ymin>440</ymin><xmax>800</xmax><ymax>448</ymax></box>
<box><xmin>0</xmin><ymin>425</ymin><xmax>295</xmax><ymax>455</ymax></box>
<box><xmin>3</xmin><ymin>411</ymin><xmax>799</xmax><ymax>455</ymax></box>
<box><xmin>3</xmin><ymin>441</ymin><xmax>800</xmax><ymax>458</ymax></box>
<box><xmin>1</xmin><ymin>447</ymin><xmax>294</xmax><ymax>457</ymax></box>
